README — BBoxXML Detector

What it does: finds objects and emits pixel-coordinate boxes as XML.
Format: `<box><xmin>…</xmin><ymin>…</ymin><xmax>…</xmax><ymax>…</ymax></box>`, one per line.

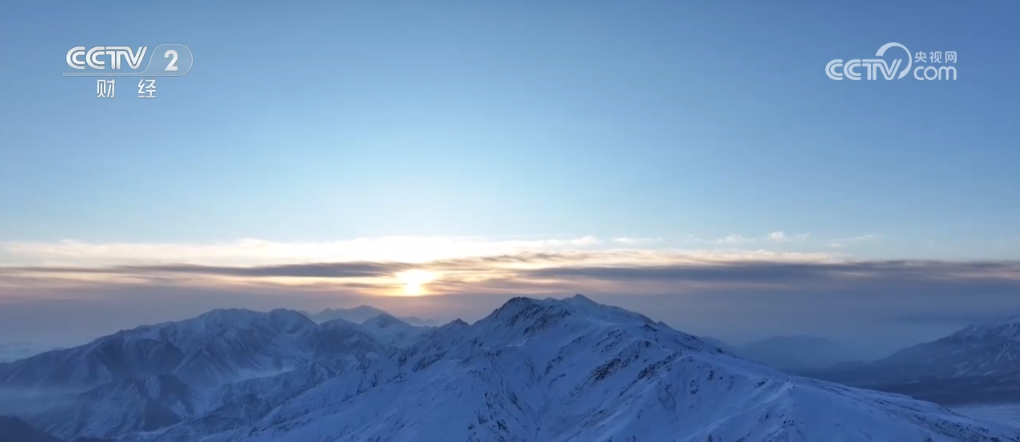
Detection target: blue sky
<box><xmin>1</xmin><ymin>1</ymin><xmax>1017</xmax><ymax>257</ymax></box>
<box><xmin>0</xmin><ymin>1</ymin><xmax>1018</xmax><ymax>348</ymax></box>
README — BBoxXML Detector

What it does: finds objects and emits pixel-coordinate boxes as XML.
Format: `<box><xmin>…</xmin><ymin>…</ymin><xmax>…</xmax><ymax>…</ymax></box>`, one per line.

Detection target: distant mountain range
<box><xmin>304</xmin><ymin>305</ymin><xmax>439</xmax><ymax>326</ymax></box>
<box><xmin>0</xmin><ymin>297</ymin><xmax>1017</xmax><ymax>441</ymax></box>
<box><xmin>0</xmin><ymin>343</ymin><xmax>62</xmax><ymax>363</ymax></box>
<box><xmin>359</xmin><ymin>313</ymin><xmax>430</xmax><ymax>346</ymax></box>
<box><xmin>805</xmin><ymin>313</ymin><xmax>1020</xmax><ymax>405</ymax></box>
<box><xmin>699</xmin><ymin>335</ymin><xmax>872</xmax><ymax>372</ymax></box>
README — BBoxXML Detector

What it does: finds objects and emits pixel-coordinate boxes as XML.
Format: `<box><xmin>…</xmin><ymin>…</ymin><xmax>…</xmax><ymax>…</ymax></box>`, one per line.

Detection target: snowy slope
<box><xmin>137</xmin><ymin>296</ymin><xmax>1020</xmax><ymax>442</ymax></box>
<box><xmin>0</xmin><ymin>310</ymin><xmax>394</xmax><ymax>441</ymax></box>
<box><xmin>875</xmin><ymin>313</ymin><xmax>1020</xmax><ymax>377</ymax></box>
<box><xmin>808</xmin><ymin>313</ymin><xmax>1020</xmax><ymax>404</ymax></box>
<box><xmin>27</xmin><ymin>374</ymin><xmax>199</xmax><ymax>439</ymax></box>
<box><xmin>4</xmin><ymin>297</ymin><xmax>1019</xmax><ymax>442</ymax></box>
<box><xmin>0</xmin><ymin>309</ymin><xmax>323</xmax><ymax>389</ymax></box>
<box><xmin>952</xmin><ymin>404</ymin><xmax>1020</xmax><ymax>429</ymax></box>
<box><xmin>312</xmin><ymin>318</ymin><xmax>393</xmax><ymax>361</ymax></box>
<box><xmin>139</xmin><ymin>359</ymin><xmax>379</xmax><ymax>442</ymax></box>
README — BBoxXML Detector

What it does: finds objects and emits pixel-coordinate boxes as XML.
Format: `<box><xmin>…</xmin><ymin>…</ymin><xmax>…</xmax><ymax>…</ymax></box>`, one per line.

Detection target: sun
<box><xmin>395</xmin><ymin>270</ymin><xmax>437</xmax><ymax>296</ymax></box>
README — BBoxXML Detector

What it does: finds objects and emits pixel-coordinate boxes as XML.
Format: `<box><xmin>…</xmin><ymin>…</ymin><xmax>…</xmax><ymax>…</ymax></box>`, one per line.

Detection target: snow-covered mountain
<box><xmin>312</xmin><ymin>318</ymin><xmax>393</xmax><ymax>361</ymax></box>
<box><xmin>0</xmin><ymin>309</ymin><xmax>325</xmax><ymax>389</ymax></box>
<box><xmin>3</xmin><ymin>296</ymin><xmax>1019</xmax><ymax>442</ymax></box>
<box><xmin>807</xmin><ymin>313</ymin><xmax>1020</xmax><ymax>405</ymax></box>
<box><xmin>35</xmin><ymin>374</ymin><xmax>198</xmax><ymax>439</ymax></box>
<box><xmin>0</xmin><ymin>309</ymin><xmax>397</xmax><ymax>441</ymax></box>
<box><xmin>305</xmin><ymin>306</ymin><xmax>432</xmax><ymax>347</ymax></box>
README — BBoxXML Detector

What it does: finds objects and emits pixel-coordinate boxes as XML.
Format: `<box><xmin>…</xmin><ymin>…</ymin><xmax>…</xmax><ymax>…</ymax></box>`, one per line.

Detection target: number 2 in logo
<box><xmin>164</xmin><ymin>50</ymin><xmax>179</xmax><ymax>72</ymax></box>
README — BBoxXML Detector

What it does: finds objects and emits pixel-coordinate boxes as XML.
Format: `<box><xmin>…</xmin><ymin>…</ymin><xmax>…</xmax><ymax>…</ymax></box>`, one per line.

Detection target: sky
<box><xmin>0</xmin><ymin>1</ymin><xmax>1018</xmax><ymax>354</ymax></box>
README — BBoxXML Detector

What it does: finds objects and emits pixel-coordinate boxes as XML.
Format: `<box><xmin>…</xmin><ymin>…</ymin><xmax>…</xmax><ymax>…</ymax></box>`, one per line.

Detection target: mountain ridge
<box><xmin>304</xmin><ymin>306</ymin><xmax>440</xmax><ymax>327</ymax></box>
<box><xmin>2</xmin><ymin>297</ymin><xmax>1018</xmax><ymax>442</ymax></box>
<box><xmin>806</xmin><ymin>312</ymin><xmax>1020</xmax><ymax>404</ymax></box>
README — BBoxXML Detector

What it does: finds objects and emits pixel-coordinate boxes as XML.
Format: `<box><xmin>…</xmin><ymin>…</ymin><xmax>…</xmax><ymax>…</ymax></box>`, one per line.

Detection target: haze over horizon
<box><xmin>1</xmin><ymin>1</ymin><xmax>1019</xmax><ymax>357</ymax></box>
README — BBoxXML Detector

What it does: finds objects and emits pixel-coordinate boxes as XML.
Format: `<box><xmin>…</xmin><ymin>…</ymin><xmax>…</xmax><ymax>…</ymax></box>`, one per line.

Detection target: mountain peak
<box><xmin>477</xmin><ymin>295</ymin><xmax>668</xmax><ymax>350</ymax></box>
<box><xmin>963</xmin><ymin>321</ymin><xmax>1016</xmax><ymax>341</ymax></box>
<box><xmin>985</xmin><ymin>312</ymin><xmax>1020</xmax><ymax>327</ymax></box>
<box><xmin>815</xmin><ymin>311</ymin><xmax>1020</xmax><ymax>400</ymax></box>
<box><xmin>307</xmin><ymin>305</ymin><xmax>390</xmax><ymax>324</ymax></box>
<box><xmin>950</xmin><ymin>313</ymin><xmax>1020</xmax><ymax>342</ymax></box>
<box><xmin>492</xmin><ymin>295</ymin><xmax>657</xmax><ymax>325</ymax></box>
<box><xmin>5</xmin><ymin>298</ymin><xmax>1020</xmax><ymax>442</ymax></box>
<box><xmin>566</xmin><ymin>293</ymin><xmax>596</xmax><ymax>305</ymax></box>
<box><xmin>351</xmin><ymin>305</ymin><xmax>384</xmax><ymax>313</ymax></box>
<box><xmin>326</xmin><ymin>305</ymin><xmax>384</xmax><ymax>315</ymax></box>
<box><xmin>195</xmin><ymin>308</ymin><xmax>263</xmax><ymax>326</ymax></box>
<box><xmin>361</xmin><ymin>313</ymin><xmax>406</xmax><ymax>329</ymax></box>
<box><xmin>504</xmin><ymin>296</ymin><xmax>537</xmax><ymax>307</ymax></box>
<box><xmin>192</xmin><ymin>308</ymin><xmax>313</xmax><ymax>332</ymax></box>
<box><xmin>269</xmin><ymin>309</ymin><xmax>316</xmax><ymax>328</ymax></box>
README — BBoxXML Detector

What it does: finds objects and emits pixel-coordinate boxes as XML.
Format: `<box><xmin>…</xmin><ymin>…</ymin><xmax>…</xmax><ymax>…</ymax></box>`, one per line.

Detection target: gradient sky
<box><xmin>0</xmin><ymin>1</ymin><xmax>1018</xmax><ymax>353</ymax></box>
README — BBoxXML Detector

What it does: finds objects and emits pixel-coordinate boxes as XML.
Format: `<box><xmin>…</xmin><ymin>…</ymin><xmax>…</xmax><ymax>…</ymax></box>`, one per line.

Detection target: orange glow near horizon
<box><xmin>395</xmin><ymin>270</ymin><xmax>438</xmax><ymax>296</ymax></box>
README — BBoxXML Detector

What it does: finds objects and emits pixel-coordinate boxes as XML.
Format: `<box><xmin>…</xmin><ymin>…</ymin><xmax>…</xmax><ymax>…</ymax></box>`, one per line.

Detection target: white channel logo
<box><xmin>63</xmin><ymin>44</ymin><xmax>194</xmax><ymax>77</ymax></box>
<box><xmin>826</xmin><ymin>42</ymin><xmax>957</xmax><ymax>81</ymax></box>
<box><xmin>66</xmin><ymin>46</ymin><xmax>148</xmax><ymax>70</ymax></box>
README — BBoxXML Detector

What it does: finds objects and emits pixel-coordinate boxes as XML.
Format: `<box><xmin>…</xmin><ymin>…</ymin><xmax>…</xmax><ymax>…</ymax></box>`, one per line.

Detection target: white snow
<box><xmin>951</xmin><ymin>403</ymin><xmax>1020</xmax><ymax>428</ymax></box>
<box><xmin>4</xmin><ymin>296</ymin><xmax>1019</xmax><ymax>442</ymax></box>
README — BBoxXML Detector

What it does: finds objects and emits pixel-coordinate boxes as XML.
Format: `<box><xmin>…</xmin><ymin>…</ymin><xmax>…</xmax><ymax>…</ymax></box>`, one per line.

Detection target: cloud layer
<box><xmin>1</xmin><ymin>235</ymin><xmax>1017</xmax><ymax>355</ymax></box>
